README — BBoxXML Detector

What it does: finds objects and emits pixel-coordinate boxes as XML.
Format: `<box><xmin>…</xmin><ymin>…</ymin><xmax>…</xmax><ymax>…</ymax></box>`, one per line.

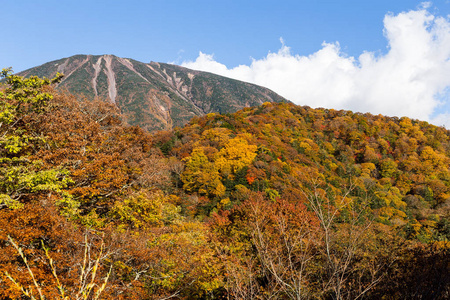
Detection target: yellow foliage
<box><xmin>377</xmin><ymin>138</ymin><xmax>390</xmax><ymax>153</ymax></box>
<box><xmin>433</xmin><ymin>240</ymin><xmax>450</xmax><ymax>250</ymax></box>
<box><xmin>181</xmin><ymin>147</ymin><xmax>226</xmax><ymax>197</ymax></box>
<box><xmin>420</xmin><ymin>219</ymin><xmax>437</xmax><ymax>228</ymax></box>
<box><xmin>215</xmin><ymin>137</ymin><xmax>257</xmax><ymax>176</ymax></box>
<box><xmin>399</xmin><ymin>117</ymin><xmax>413</xmax><ymax>130</ymax></box>
<box><xmin>110</xmin><ymin>191</ymin><xmax>181</xmax><ymax>230</ymax></box>
<box><xmin>323</xmin><ymin>141</ymin><xmax>335</xmax><ymax>153</ymax></box>
<box><xmin>361</xmin><ymin>162</ymin><xmax>376</xmax><ymax>177</ymax></box>
<box><xmin>380</xmin><ymin>159</ymin><xmax>398</xmax><ymax>178</ymax></box>
<box><xmin>364</xmin><ymin>145</ymin><xmax>379</xmax><ymax>162</ymax></box>
<box><xmin>299</xmin><ymin>141</ymin><xmax>312</xmax><ymax>152</ymax></box>
<box><xmin>420</xmin><ymin>146</ymin><xmax>448</xmax><ymax>175</ymax></box>
<box><xmin>378</xmin><ymin>207</ymin><xmax>407</xmax><ymax>224</ymax></box>
<box><xmin>262</xmin><ymin>123</ymin><xmax>272</xmax><ymax>135</ymax></box>
<box><xmin>216</xmin><ymin>197</ymin><xmax>231</xmax><ymax>210</ymax></box>
<box><xmin>411</xmin><ymin>220</ymin><xmax>423</xmax><ymax>233</ymax></box>
<box><xmin>201</xmin><ymin>127</ymin><xmax>232</xmax><ymax>146</ymax></box>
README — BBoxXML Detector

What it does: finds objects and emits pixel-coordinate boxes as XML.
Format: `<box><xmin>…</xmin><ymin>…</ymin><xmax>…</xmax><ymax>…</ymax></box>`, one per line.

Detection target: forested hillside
<box><xmin>0</xmin><ymin>70</ymin><xmax>448</xmax><ymax>299</ymax></box>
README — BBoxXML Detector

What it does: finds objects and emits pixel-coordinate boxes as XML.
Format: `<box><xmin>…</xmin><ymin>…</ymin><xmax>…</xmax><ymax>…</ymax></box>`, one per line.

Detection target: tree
<box><xmin>214</xmin><ymin>136</ymin><xmax>257</xmax><ymax>178</ymax></box>
<box><xmin>0</xmin><ymin>201</ymin><xmax>113</xmax><ymax>299</ymax></box>
<box><xmin>181</xmin><ymin>147</ymin><xmax>225</xmax><ymax>197</ymax></box>
<box><xmin>0</xmin><ymin>68</ymin><xmax>69</xmax><ymax>209</ymax></box>
<box><xmin>303</xmin><ymin>178</ymin><xmax>389</xmax><ymax>300</ymax></box>
<box><xmin>245</xmin><ymin>195</ymin><xmax>320</xmax><ymax>299</ymax></box>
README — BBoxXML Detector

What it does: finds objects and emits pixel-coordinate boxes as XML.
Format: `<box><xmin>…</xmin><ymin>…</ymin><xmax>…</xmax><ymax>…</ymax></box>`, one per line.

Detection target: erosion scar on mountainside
<box><xmin>92</xmin><ymin>56</ymin><xmax>102</xmax><ymax>97</ymax></box>
<box><xmin>104</xmin><ymin>55</ymin><xmax>117</xmax><ymax>104</ymax></box>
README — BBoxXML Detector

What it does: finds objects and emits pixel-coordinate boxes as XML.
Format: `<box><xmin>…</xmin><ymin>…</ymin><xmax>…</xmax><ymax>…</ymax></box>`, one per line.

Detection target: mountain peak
<box><xmin>19</xmin><ymin>55</ymin><xmax>286</xmax><ymax>131</ymax></box>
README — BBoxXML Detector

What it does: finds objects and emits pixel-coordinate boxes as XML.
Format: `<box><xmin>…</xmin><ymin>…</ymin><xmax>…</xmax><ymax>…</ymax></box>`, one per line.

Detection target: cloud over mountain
<box><xmin>182</xmin><ymin>6</ymin><xmax>450</xmax><ymax>127</ymax></box>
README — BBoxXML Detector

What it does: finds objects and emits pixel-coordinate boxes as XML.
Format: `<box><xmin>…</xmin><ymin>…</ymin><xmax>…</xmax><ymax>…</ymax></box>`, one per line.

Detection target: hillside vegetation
<box><xmin>0</xmin><ymin>70</ymin><xmax>448</xmax><ymax>299</ymax></box>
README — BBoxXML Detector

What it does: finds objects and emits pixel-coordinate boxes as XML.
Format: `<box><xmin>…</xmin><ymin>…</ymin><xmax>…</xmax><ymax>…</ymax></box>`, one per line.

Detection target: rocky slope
<box><xmin>19</xmin><ymin>55</ymin><xmax>286</xmax><ymax>131</ymax></box>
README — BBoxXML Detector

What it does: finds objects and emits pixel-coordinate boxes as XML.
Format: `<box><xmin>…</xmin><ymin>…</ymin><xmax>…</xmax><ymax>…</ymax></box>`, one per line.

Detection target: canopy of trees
<box><xmin>1</xmin><ymin>70</ymin><xmax>449</xmax><ymax>299</ymax></box>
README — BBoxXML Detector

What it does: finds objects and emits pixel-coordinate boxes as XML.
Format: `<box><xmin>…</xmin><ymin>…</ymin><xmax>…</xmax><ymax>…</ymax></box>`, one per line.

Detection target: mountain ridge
<box><xmin>18</xmin><ymin>54</ymin><xmax>287</xmax><ymax>131</ymax></box>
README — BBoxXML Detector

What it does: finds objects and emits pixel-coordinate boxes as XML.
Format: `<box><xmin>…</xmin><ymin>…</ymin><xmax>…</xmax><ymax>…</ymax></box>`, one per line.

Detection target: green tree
<box><xmin>0</xmin><ymin>68</ymin><xmax>69</xmax><ymax>209</ymax></box>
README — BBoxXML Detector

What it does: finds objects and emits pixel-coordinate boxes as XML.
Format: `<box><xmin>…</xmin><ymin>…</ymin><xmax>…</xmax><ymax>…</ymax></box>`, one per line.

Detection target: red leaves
<box><xmin>246</xmin><ymin>175</ymin><xmax>256</xmax><ymax>185</ymax></box>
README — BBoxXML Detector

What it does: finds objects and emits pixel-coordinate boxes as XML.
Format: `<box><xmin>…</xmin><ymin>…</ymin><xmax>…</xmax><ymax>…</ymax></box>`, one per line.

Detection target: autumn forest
<box><xmin>0</xmin><ymin>70</ymin><xmax>449</xmax><ymax>299</ymax></box>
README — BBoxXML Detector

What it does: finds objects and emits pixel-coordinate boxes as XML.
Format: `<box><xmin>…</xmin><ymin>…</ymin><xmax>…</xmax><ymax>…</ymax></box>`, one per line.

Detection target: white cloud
<box><xmin>182</xmin><ymin>7</ymin><xmax>450</xmax><ymax>128</ymax></box>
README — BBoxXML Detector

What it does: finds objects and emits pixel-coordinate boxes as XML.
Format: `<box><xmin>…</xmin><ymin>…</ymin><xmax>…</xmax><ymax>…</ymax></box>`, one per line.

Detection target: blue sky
<box><xmin>2</xmin><ymin>1</ymin><xmax>450</xmax><ymax>126</ymax></box>
<box><xmin>3</xmin><ymin>0</ymin><xmax>445</xmax><ymax>72</ymax></box>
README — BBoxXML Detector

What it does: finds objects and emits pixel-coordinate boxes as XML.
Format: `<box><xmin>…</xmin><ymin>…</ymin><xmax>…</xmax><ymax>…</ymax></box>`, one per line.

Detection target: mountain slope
<box><xmin>166</xmin><ymin>101</ymin><xmax>450</xmax><ymax>241</ymax></box>
<box><xmin>19</xmin><ymin>55</ymin><xmax>286</xmax><ymax>131</ymax></box>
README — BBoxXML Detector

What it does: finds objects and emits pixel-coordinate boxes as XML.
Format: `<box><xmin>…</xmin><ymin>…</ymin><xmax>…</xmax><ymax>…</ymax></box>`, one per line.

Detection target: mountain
<box><xmin>18</xmin><ymin>54</ymin><xmax>286</xmax><ymax>131</ymax></box>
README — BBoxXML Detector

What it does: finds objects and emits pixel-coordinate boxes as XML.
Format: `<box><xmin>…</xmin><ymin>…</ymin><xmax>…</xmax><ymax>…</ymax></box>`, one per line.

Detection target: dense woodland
<box><xmin>0</xmin><ymin>69</ymin><xmax>449</xmax><ymax>299</ymax></box>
